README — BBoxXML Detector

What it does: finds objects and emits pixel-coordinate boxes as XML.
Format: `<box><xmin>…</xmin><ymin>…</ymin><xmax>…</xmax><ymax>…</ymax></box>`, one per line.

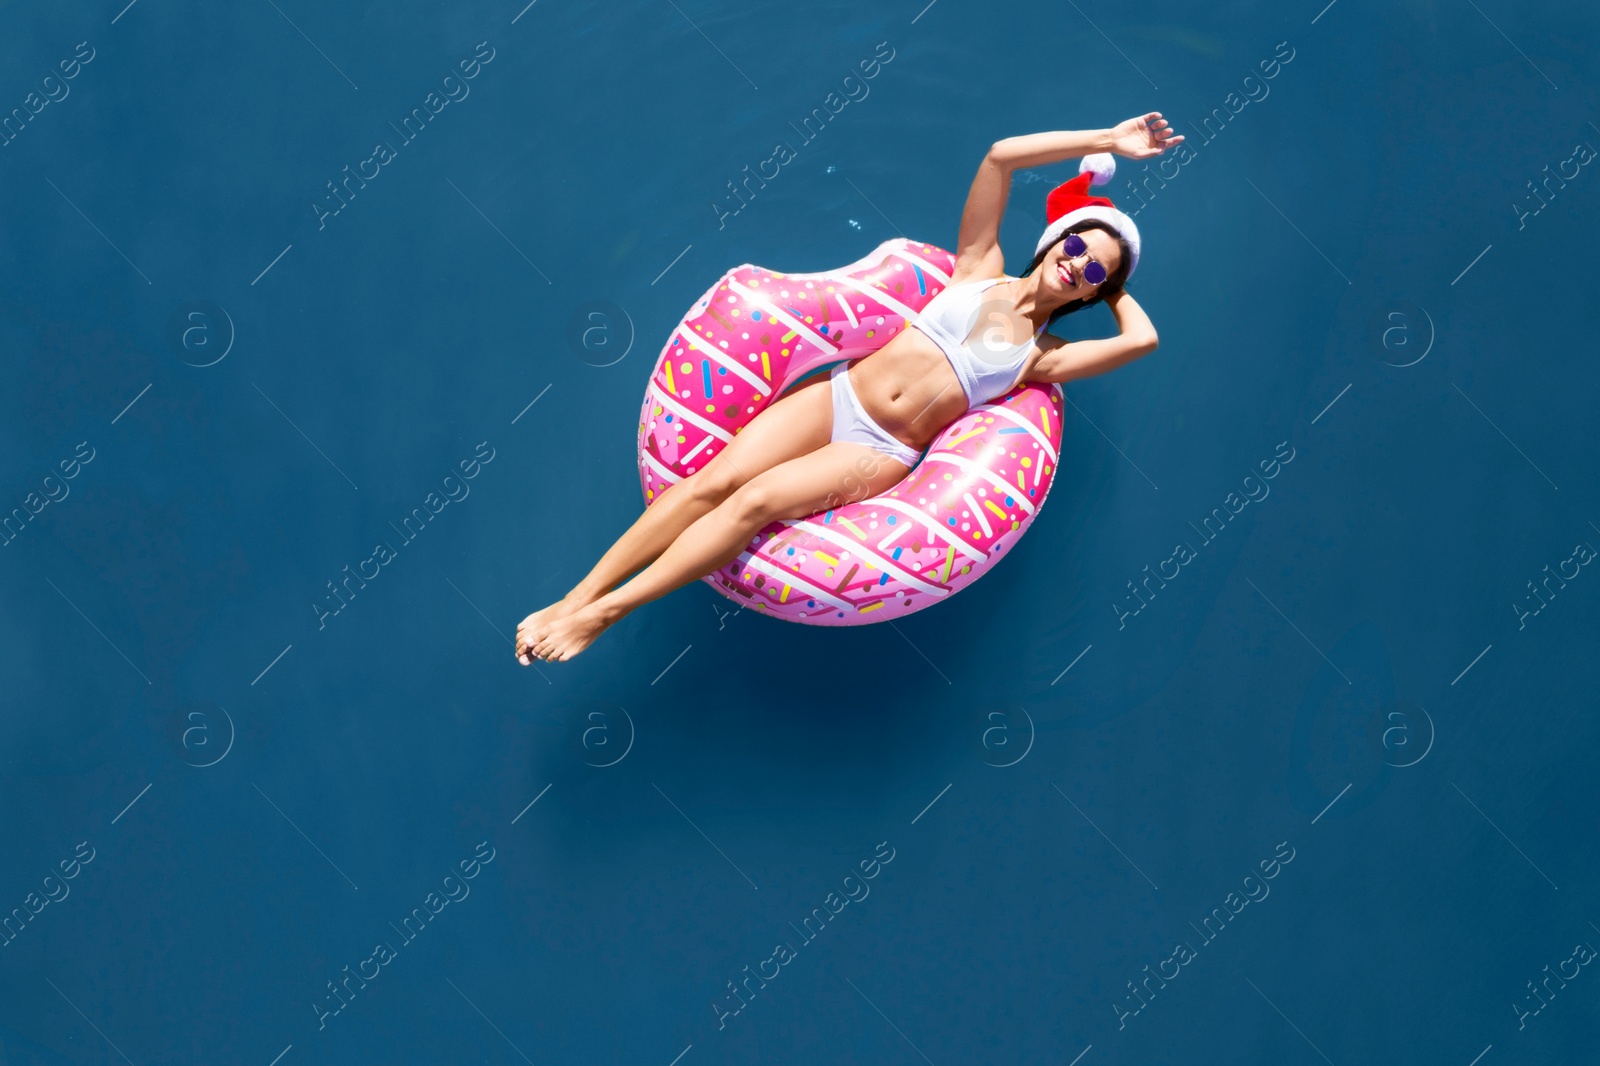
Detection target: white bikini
<box><xmin>828</xmin><ymin>276</ymin><xmax>1046</xmax><ymax>467</ymax></box>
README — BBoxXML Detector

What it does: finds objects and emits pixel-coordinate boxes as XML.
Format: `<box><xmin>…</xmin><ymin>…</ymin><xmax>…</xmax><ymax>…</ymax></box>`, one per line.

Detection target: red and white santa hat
<box><xmin>1035</xmin><ymin>153</ymin><xmax>1141</xmax><ymax>279</ymax></box>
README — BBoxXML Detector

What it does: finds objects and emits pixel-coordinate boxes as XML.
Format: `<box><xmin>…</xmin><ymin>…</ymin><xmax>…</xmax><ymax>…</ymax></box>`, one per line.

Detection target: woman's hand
<box><xmin>1108</xmin><ymin>113</ymin><xmax>1183</xmax><ymax>159</ymax></box>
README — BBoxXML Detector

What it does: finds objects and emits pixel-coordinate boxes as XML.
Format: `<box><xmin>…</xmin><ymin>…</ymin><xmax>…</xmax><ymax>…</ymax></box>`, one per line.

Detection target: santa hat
<box><xmin>1035</xmin><ymin>153</ymin><xmax>1141</xmax><ymax>279</ymax></box>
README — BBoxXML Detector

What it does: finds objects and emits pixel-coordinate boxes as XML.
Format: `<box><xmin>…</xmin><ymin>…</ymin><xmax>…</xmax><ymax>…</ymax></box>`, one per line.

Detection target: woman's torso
<box><xmin>848</xmin><ymin>275</ymin><xmax>1046</xmax><ymax>450</ymax></box>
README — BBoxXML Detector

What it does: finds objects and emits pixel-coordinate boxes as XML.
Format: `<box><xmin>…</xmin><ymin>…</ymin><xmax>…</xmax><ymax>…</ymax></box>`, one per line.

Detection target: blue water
<box><xmin>3</xmin><ymin>1</ymin><xmax>1597</xmax><ymax>1062</ymax></box>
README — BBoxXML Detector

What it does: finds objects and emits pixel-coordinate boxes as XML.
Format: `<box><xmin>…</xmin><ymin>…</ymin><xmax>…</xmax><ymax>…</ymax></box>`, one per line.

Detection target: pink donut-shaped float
<box><xmin>636</xmin><ymin>237</ymin><xmax>1065</xmax><ymax>625</ymax></box>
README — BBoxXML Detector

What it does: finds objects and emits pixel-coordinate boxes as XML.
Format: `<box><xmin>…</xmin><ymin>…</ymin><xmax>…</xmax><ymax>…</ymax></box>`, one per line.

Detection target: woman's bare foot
<box><xmin>528</xmin><ymin>602</ymin><xmax>615</xmax><ymax>663</ymax></box>
<box><xmin>515</xmin><ymin>596</ymin><xmax>586</xmax><ymax>664</ymax></box>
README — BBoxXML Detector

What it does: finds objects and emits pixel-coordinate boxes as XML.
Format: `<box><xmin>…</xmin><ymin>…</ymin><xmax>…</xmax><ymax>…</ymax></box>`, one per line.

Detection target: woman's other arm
<box><xmin>1026</xmin><ymin>290</ymin><xmax>1158</xmax><ymax>385</ymax></box>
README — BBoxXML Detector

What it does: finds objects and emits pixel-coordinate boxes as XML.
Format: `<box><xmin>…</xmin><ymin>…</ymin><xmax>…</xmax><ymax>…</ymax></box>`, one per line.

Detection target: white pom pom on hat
<box><xmin>1078</xmin><ymin>152</ymin><xmax>1117</xmax><ymax>185</ymax></box>
<box><xmin>1034</xmin><ymin>152</ymin><xmax>1141</xmax><ymax>278</ymax></box>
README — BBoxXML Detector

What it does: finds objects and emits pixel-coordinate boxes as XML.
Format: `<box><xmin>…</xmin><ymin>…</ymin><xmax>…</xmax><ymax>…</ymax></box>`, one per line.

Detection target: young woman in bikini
<box><xmin>517</xmin><ymin>112</ymin><xmax>1183</xmax><ymax>664</ymax></box>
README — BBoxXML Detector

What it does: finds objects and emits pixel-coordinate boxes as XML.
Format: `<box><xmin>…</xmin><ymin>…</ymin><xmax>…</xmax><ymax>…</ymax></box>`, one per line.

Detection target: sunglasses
<box><xmin>1059</xmin><ymin>232</ymin><xmax>1109</xmax><ymax>286</ymax></box>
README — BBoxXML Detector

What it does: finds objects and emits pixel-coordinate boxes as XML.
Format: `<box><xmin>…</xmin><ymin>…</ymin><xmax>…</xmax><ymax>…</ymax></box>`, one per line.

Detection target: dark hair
<box><xmin>1018</xmin><ymin>220</ymin><xmax>1134</xmax><ymax>329</ymax></box>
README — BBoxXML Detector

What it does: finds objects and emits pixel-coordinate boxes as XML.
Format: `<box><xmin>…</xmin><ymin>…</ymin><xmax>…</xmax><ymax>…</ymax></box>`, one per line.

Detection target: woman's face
<box><xmin>1044</xmin><ymin>228</ymin><xmax>1121</xmax><ymax>302</ymax></box>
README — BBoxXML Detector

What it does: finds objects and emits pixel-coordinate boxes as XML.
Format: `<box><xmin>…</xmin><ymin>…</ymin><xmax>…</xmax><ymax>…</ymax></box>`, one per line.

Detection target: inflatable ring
<box><xmin>636</xmin><ymin>238</ymin><xmax>1065</xmax><ymax>625</ymax></box>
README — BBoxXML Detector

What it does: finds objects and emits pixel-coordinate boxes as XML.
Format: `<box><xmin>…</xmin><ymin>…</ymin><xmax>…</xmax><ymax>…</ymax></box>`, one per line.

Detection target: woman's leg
<box><xmin>515</xmin><ymin>375</ymin><xmax>834</xmax><ymax>664</ymax></box>
<box><xmin>528</xmin><ymin>442</ymin><xmax>911</xmax><ymax>662</ymax></box>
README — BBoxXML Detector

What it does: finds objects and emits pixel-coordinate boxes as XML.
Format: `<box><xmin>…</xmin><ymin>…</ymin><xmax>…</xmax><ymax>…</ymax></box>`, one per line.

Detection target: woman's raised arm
<box><xmin>953</xmin><ymin>115</ymin><xmax>1182</xmax><ymax>280</ymax></box>
<box><xmin>952</xmin><ymin>128</ymin><xmax>1115</xmax><ymax>280</ymax></box>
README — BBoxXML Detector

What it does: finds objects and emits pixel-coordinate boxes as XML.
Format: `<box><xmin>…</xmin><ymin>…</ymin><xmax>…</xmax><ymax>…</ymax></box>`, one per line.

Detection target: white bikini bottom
<box><xmin>828</xmin><ymin>363</ymin><xmax>923</xmax><ymax>468</ymax></box>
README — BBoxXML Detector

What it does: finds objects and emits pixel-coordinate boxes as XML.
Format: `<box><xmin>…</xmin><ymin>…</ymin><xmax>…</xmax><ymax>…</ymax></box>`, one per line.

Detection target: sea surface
<box><xmin>2</xmin><ymin>1</ymin><xmax>1597</xmax><ymax>1062</ymax></box>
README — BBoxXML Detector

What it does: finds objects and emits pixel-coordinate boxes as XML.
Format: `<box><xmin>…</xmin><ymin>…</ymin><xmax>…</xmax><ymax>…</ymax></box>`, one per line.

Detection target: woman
<box><xmin>517</xmin><ymin>113</ymin><xmax>1183</xmax><ymax>664</ymax></box>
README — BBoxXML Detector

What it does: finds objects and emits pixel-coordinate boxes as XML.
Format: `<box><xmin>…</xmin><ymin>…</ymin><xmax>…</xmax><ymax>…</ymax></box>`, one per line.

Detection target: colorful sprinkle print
<box><xmin>635</xmin><ymin>238</ymin><xmax>1066</xmax><ymax>626</ymax></box>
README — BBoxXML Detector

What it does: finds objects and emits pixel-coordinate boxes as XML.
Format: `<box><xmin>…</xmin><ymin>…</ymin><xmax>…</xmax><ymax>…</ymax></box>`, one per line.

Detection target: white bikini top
<box><xmin>909</xmin><ymin>276</ymin><xmax>1046</xmax><ymax>407</ymax></box>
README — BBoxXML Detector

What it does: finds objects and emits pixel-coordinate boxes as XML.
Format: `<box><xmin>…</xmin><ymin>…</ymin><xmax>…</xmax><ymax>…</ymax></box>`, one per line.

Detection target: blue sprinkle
<box><xmin>1005</xmin><ymin>496</ymin><xmax>1015</xmax><ymax>506</ymax></box>
<box><xmin>879</xmin><ymin>573</ymin><xmax>889</xmax><ymax>586</ymax></box>
<box><xmin>717</xmin><ymin>366</ymin><xmax>727</xmax><ymax>375</ymax></box>
<box><xmin>664</xmin><ymin>414</ymin><xmax>674</xmax><ymax>422</ymax></box>
<box><xmin>947</xmin><ymin>517</ymin><xmax>957</xmax><ymax>526</ymax></box>
<box><xmin>807</xmin><ymin>600</ymin><xmax>816</xmax><ymax>607</ymax></box>
<box><xmin>837</xmin><ymin>612</ymin><xmax>845</xmax><ymax>617</ymax></box>
<box><xmin>892</xmin><ymin>546</ymin><xmax>902</xmax><ymax>560</ymax></box>
<box><xmin>912</xmin><ymin>263</ymin><xmax>927</xmax><ymax>295</ymax></box>
<box><xmin>787</xmin><ymin>548</ymin><xmax>795</xmax><ymax>555</ymax></box>
<box><xmin>1028</xmin><ymin>488</ymin><xmax>1036</xmax><ymax>496</ymax></box>
<box><xmin>886</xmin><ymin>515</ymin><xmax>896</xmax><ymax>525</ymax></box>
<box><xmin>751</xmin><ymin>311</ymin><xmax>762</xmax><ymax>321</ymax></box>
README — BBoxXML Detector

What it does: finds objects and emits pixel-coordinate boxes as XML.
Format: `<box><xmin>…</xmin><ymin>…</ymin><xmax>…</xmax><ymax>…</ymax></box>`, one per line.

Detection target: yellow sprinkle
<box><xmin>837</xmin><ymin>516</ymin><xmax>867</xmax><ymax>539</ymax></box>
<box><xmin>665</xmin><ymin>363</ymin><xmax>676</xmax><ymax>394</ymax></box>
<box><xmin>945</xmin><ymin>427</ymin><xmax>984</xmax><ymax>448</ymax></box>
<box><xmin>780</xmin><ymin>584</ymin><xmax>791</xmax><ymax>603</ymax></box>
<box><xmin>781</xmin><ymin>330</ymin><xmax>797</xmax><ymax>342</ymax></box>
<box><xmin>940</xmin><ymin>545</ymin><xmax>955</xmax><ymax>583</ymax></box>
<box><xmin>760</xmin><ymin>351</ymin><xmax>771</xmax><ymax>380</ymax></box>
<box><xmin>983</xmin><ymin>499</ymin><xmax>1007</xmax><ymax>519</ymax></box>
<box><xmin>815</xmin><ymin>551</ymin><xmax>839</xmax><ymax>566</ymax></box>
<box><xmin>1038</xmin><ymin>405</ymin><xmax>1050</xmax><ymax>434</ymax></box>
<box><xmin>1016</xmin><ymin>471</ymin><xmax>1026</xmax><ymax>491</ymax></box>
<box><xmin>858</xmin><ymin>601</ymin><xmax>884</xmax><ymax>613</ymax></box>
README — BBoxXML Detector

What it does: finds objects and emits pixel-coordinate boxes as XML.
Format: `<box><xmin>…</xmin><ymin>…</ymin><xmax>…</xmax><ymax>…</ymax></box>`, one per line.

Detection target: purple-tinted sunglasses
<box><xmin>1059</xmin><ymin>232</ymin><xmax>1109</xmax><ymax>286</ymax></box>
